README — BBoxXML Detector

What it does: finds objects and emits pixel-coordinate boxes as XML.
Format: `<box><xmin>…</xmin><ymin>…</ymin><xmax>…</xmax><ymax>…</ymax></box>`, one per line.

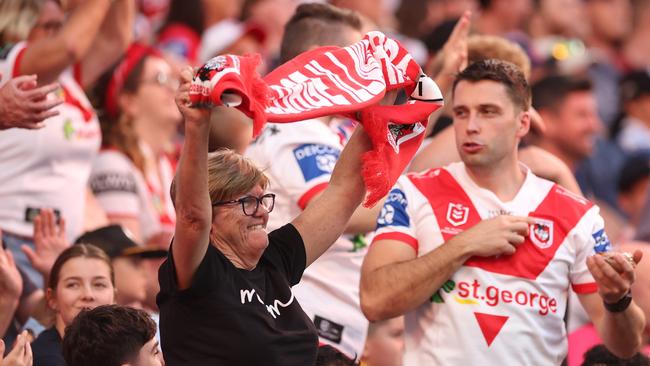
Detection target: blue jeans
<box><xmin>2</xmin><ymin>232</ymin><xmax>43</xmax><ymax>289</ymax></box>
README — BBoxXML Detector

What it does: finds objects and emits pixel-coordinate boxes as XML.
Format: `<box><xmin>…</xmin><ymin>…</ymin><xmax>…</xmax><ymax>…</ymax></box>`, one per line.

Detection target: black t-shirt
<box><xmin>31</xmin><ymin>327</ymin><xmax>65</xmax><ymax>366</ymax></box>
<box><xmin>157</xmin><ymin>224</ymin><xmax>318</xmax><ymax>366</ymax></box>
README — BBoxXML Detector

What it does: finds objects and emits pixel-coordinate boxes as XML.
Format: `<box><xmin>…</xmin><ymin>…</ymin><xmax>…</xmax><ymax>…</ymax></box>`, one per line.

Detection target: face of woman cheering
<box><xmin>48</xmin><ymin>257</ymin><xmax>116</xmax><ymax>327</ymax></box>
<box><xmin>211</xmin><ymin>185</ymin><xmax>272</xmax><ymax>269</ymax></box>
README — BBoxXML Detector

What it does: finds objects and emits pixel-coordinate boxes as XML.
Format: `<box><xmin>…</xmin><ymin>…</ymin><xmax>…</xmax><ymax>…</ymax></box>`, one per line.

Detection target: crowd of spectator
<box><xmin>1</xmin><ymin>0</ymin><xmax>650</xmax><ymax>365</ymax></box>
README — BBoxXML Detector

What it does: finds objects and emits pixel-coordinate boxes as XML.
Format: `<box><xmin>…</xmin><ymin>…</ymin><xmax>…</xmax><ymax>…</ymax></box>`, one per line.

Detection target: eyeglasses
<box><xmin>141</xmin><ymin>72</ymin><xmax>180</xmax><ymax>91</ymax></box>
<box><xmin>212</xmin><ymin>193</ymin><xmax>275</xmax><ymax>216</ymax></box>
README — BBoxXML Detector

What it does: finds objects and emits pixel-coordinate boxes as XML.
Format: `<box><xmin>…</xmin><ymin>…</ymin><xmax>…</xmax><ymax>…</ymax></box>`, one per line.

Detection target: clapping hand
<box><xmin>0</xmin><ymin>331</ymin><xmax>33</xmax><ymax>366</ymax></box>
<box><xmin>22</xmin><ymin>209</ymin><xmax>69</xmax><ymax>278</ymax></box>
<box><xmin>0</xmin><ymin>74</ymin><xmax>62</xmax><ymax>130</ymax></box>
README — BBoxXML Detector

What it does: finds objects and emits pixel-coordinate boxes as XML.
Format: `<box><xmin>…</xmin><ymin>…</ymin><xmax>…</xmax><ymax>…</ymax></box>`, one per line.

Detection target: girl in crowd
<box><xmin>31</xmin><ymin>244</ymin><xmax>116</xmax><ymax>366</ymax></box>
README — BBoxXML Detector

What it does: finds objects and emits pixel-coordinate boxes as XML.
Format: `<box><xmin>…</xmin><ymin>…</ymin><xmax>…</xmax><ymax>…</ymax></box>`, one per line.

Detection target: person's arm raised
<box><xmin>171</xmin><ymin>68</ymin><xmax>212</xmax><ymax>289</ymax></box>
<box><xmin>292</xmin><ymin>127</ymin><xmax>372</xmax><ymax>267</ymax></box>
<box><xmin>361</xmin><ymin>215</ymin><xmax>532</xmax><ymax>321</ymax></box>
<box><xmin>79</xmin><ymin>0</ymin><xmax>134</xmax><ymax>88</ymax></box>
<box><xmin>18</xmin><ymin>0</ymin><xmax>113</xmax><ymax>85</ymax></box>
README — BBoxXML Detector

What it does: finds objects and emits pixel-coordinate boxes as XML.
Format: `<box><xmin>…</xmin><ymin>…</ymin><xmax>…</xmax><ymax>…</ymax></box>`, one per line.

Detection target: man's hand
<box><xmin>587</xmin><ymin>250</ymin><xmax>643</xmax><ymax>304</ymax></box>
<box><xmin>455</xmin><ymin>215</ymin><xmax>534</xmax><ymax>258</ymax></box>
<box><xmin>0</xmin><ymin>74</ymin><xmax>63</xmax><ymax>130</ymax></box>
<box><xmin>177</xmin><ymin>67</ymin><xmax>211</xmax><ymax>124</ymax></box>
<box><xmin>22</xmin><ymin>209</ymin><xmax>69</xmax><ymax>278</ymax></box>
<box><xmin>0</xmin><ymin>232</ymin><xmax>23</xmax><ymax>301</ymax></box>
<box><xmin>0</xmin><ymin>331</ymin><xmax>33</xmax><ymax>366</ymax></box>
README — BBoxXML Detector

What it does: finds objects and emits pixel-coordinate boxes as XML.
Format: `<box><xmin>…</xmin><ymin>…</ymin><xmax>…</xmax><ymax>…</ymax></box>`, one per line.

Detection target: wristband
<box><xmin>603</xmin><ymin>291</ymin><xmax>632</xmax><ymax>313</ymax></box>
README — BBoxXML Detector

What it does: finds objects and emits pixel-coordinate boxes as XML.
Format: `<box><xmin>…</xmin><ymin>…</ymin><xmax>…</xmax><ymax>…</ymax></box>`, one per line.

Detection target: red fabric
<box><xmin>297</xmin><ymin>182</ymin><xmax>328</xmax><ymax>210</ymax></box>
<box><xmin>157</xmin><ymin>23</ymin><xmax>201</xmax><ymax>65</ymax></box>
<box><xmin>410</xmin><ymin>169</ymin><xmax>593</xmax><ymax>280</ymax></box>
<box><xmin>189</xmin><ymin>32</ymin><xmax>443</xmax><ymax>206</ymax></box>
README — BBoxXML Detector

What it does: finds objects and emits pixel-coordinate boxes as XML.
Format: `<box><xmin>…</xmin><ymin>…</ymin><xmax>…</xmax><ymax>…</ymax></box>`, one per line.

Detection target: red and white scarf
<box><xmin>189</xmin><ymin>31</ymin><xmax>443</xmax><ymax>206</ymax></box>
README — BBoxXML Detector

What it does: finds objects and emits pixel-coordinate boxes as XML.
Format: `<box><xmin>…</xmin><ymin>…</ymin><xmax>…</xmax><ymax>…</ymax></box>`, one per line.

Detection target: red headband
<box><xmin>104</xmin><ymin>43</ymin><xmax>160</xmax><ymax>118</ymax></box>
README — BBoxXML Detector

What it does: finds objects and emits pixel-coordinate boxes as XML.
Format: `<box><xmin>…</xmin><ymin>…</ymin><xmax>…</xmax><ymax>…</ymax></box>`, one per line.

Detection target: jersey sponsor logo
<box><xmin>530</xmin><ymin>218</ymin><xmax>554</xmax><ymax>249</ymax></box>
<box><xmin>454</xmin><ymin>279</ymin><xmax>558</xmax><ymax>317</ymax></box>
<box><xmin>314</xmin><ymin>315</ymin><xmax>344</xmax><ymax>344</ymax></box>
<box><xmin>89</xmin><ymin>172</ymin><xmax>137</xmax><ymax>194</ymax></box>
<box><xmin>592</xmin><ymin>229</ymin><xmax>612</xmax><ymax>253</ymax></box>
<box><xmin>376</xmin><ymin>188</ymin><xmax>409</xmax><ymax>228</ymax></box>
<box><xmin>240</xmin><ymin>288</ymin><xmax>295</xmax><ymax>319</ymax></box>
<box><xmin>446</xmin><ymin>202</ymin><xmax>469</xmax><ymax>227</ymax></box>
<box><xmin>386</xmin><ymin>122</ymin><xmax>425</xmax><ymax>154</ymax></box>
<box><xmin>293</xmin><ymin>144</ymin><xmax>341</xmax><ymax>181</ymax></box>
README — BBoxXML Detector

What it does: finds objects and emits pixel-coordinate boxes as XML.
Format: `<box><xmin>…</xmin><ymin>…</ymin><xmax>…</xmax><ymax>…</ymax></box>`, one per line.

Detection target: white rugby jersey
<box><xmin>89</xmin><ymin>149</ymin><xmax>176</xmax><ymax>244</ymax></box>
<box><xmin>245</xmin><ymin>120</ymin><xmax>368</xmax><ymax>359</ymax></box>
<box><xmin>373</xmin><ymin>162</ymin><xmax>610</xmax><ymax>366</ymax></box>
<box><xmin>0</xmin><ymin>42</ymin><xmax>101</xmax><ymax>241</ymax></box>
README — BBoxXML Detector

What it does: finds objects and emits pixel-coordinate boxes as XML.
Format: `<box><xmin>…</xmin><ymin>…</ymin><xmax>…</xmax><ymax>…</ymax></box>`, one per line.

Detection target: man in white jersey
<box><xmin>360</xmin><ymin>59</ymin><xmax>645</xmax><ymax>365</ymax></box>
<box><xmin>245</xmin><ymin>3</ymin><xmax>370</xmax><ymax>359</ymax></box>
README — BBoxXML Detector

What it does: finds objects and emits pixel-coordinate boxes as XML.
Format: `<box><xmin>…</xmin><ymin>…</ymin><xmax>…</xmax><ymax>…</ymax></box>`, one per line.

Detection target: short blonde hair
<box><xmin>170</xmin><ymin>149</ymin><xmax>269</xmax><ymax>207</ymax></box>
<box><xmin>0</xmin><ymin>0</ymin><xmax>44</xmax><ymax>45</ymax></box>
<box><xmin>467</xmin><ymin>35</ymin><xmax>531</xmax><ymax>80</ymax></box>
<box><xmin>207</xmin><ymin>149</ymin><xmax>269</xmax><ymax>203</ymax></box>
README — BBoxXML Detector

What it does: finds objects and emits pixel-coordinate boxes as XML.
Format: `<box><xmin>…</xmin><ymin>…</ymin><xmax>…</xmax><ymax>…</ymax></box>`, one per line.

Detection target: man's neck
<box><xmin>464</xmin><ymin>158</ymin><xmax>526</xmax><ymax>202</ymax></box>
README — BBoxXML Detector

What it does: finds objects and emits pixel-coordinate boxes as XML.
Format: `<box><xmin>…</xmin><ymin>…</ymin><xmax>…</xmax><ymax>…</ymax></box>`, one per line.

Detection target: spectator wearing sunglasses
<box><xmin>89</xmin><ymin>43</ymin><xmax>181</xmax><ymax>250</ymax></box>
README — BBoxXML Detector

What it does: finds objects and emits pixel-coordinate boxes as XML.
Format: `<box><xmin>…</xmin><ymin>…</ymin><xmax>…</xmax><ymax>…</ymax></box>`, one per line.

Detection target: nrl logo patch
<box><xmin>386</xmin><ymin>122</ymin><xmax>425</xmax><ymax>153</ymax></box>
<box><xmin>530</xmin><ymin>218</ymin><xmax>553</xmax><ymax>249</ymax></box>
<box><xmin>446</xmin><ymin>202</ymin><xmax>469</xmax><ymax>227</ymax></box>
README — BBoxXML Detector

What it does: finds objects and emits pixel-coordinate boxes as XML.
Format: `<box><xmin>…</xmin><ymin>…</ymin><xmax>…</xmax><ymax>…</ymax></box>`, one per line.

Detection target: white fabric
<box><xmin>373</xmin><ymin>162</ymin><xmax>606</xmax><ymax>366</ymax></box>
<box><xmin>89</xmin><ymin>149</ymin><xmax>176</xmax><ymax>243</ymax></box>
<box><xmin>245</xmin><ymin>120</ymin><xmax>369</xmax><ymax>359</ymax></box>
<box><xmin>0</xmin><ymin>42</ymin><xmax>100</xmax><ymax>241</ymax></box>
<box><xmin>617</xmin><ymin>116</ymin><xmax>650</xmax><ymax>153</ymax></box>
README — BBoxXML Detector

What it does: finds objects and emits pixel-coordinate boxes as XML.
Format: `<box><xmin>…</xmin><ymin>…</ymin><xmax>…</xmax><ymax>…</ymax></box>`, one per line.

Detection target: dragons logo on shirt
<box><xmin>530</xmin><ymin>218</ymin><xmax>553</xmax><ymax>249</ymax></box>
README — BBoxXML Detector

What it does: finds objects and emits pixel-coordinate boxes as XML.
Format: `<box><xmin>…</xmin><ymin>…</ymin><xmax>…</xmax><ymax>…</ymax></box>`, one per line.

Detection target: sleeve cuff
<box><xmin>572</xmin><ymin>282</ymin><xmax>598</xmax><ymax>294</ymax></box>
<box><xmin>372</xmin><ymin>232</ymin><xmax>418</xmax><ymax>253</ymax></box>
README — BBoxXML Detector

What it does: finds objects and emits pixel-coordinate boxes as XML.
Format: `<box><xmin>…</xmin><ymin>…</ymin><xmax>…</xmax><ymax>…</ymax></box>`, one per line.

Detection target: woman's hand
<box><xmin>22</xmin><ymin>209</ymin><xmax>69</xmax><ymax>279</ymax></box>
<box><xmin>176</xmin><ymin>67</ymin><xmax>211</xmax><ymax>125</ymax></box>
<box><xmin>0</xmin><ymin>331</ymin><xmax>33</xmax><ymax>366</ymax></box>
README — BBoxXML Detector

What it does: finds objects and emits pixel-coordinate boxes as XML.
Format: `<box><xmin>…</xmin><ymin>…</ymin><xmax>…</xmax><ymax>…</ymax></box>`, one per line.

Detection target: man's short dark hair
<box><xmin>452</xmin><ymin>59</ymin><xmax>531</xmax><ymax>111</ymax></box>
<box><xmin>532</xmin><ymin>74</ymin><xmax>592</xmax><ymax>112</ymax></box>
<box><xmin>279</xmin><ymin>3</ymin><xmax>362</xmax><ymax>63</ymax></box>
<box><xmin>63</xmin><ymin>305</ymin><xmax>157</xmax><ymax>366</ymax></box>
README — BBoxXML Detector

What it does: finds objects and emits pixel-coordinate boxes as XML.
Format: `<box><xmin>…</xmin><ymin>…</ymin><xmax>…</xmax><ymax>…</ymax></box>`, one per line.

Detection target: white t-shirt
<box><xmin>373</xmin><ymin>162</ymin><xmax>609</xmax><ymax>366</ymax></box>
<box><xmin>0</xmin><ymin>42</ymin><xmax>101</xmax><ymax>241</ymax></box>
<box><xmin>245</xmin><ymin>120</ymin><xmax>369</xmax><ymax>359</ymax></box>
<box><xmin>89</xmin><ymin>149</ymin><xmax>176</xmax><ymax>244</ymax></box>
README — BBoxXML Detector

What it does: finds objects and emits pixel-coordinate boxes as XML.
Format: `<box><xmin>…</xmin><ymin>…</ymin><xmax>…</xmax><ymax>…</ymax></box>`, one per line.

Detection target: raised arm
<box><xmin>79</xmin><ymin>0</ymin><xmax>135</xmax><ymax>88</ymax></box>
<box><xmin>171</xmin><ymin>68</ymin><xmax>212</xmax><ymax>289</ymax></box>
<box><xmin>360</xmin><ymin>215</ymin><xmax>532</xmax><ymax>321</ymax></box>
<box><xmin>18</xmin><ymin>0</ymin><xmax>114</xmax><ymax>84</ymax></box>
<box><xmin>291</xmin><ymin>127</ymin><xmax>372</xmax><ymax>267</ymax></box>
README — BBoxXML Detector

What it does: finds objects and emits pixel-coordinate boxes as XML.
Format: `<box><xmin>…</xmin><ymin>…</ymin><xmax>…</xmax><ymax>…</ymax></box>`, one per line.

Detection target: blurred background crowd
<box><xmin>0</xmin><ymin>0</ymin><xmax>650</xmax><ymax>365</ymax></box>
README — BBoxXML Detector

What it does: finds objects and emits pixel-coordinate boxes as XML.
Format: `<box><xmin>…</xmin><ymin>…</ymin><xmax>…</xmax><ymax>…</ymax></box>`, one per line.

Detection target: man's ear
<box><xmin>516</xmin><ymin>110</ymin><xmax>531</xmax><ymax>138</ymax></box>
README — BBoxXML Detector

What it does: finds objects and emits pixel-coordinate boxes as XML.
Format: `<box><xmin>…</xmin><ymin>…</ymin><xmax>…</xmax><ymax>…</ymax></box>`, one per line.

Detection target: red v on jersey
<box><xmin>408</xmin><ymin>168</ymin><xmax>593</xmax><ymax>280</ymax></box>
<box><xmin>473</xmin><ymin>312</ymin><xmax>509</xmax><ymax>347</ymax></box>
